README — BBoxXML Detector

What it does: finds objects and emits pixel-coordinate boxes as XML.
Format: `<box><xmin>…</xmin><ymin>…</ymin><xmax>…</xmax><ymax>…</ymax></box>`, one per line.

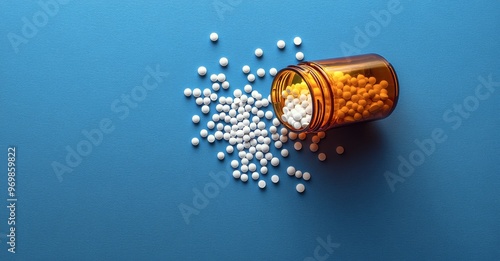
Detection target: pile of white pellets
<box><xmin>184</xmin><ymin>33</ymin><xmax>344</xmax><ymax>193</ymax></box>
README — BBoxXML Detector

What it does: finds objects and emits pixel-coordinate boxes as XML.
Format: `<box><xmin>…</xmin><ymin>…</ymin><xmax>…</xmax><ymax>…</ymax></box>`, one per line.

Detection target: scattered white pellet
<box><xmin>219</xmin><ymin>57</ymin><xmax>228</xmax><ymax>67</ymax></box>
<box><xmin>269</xmin><ymin>68</ymin><xmax>277</xmax><ymax>76</ymax></box>
<box><xmin>318</xmin><ymin>153</ymin><xmax>327</xmax><ymax>161</ymax></box>
<box><xmin>212</xmin><ymin>83</ymin><xmax>220</xmax><ymax>92</ymax></box>
<box><xmin>271</xmin><ymin>175</ymin><xmax>279</xmax><ymax>184</ymax></box>
<box><xmin>217</xmin><ymin>73</ymin><xmax>226</xmax><ymax>82</ymax></box>
<box><xmin>217</xmin><ymin>152</ymin><xmax>225</xmax><ymax>160</ymax></box>
<box><xmin>256</xmin><ymin>68</ymin><xmax>265</xmax><ymax>77</ymax></box>
<box><xmin>295</xmin><ymin>170</ymin><xmax>303</xmax><ymax>179</ymax></box>
<box><xmin>242</xmin><ymin>65</ymin><xmax>251</xmax><ymax>74</ymax></box>
<box><xmin>277</xmin><ymin>40</ymin><xmax>286</xmax><ymax>49</ymax></box>
<box><xmin>336</xmin><ymin>146</ymin><xmax>345</xmax><ymax>155</ymax></box>
<box><xmin>296</xmin><ymin>183</ymin><xmax>305</xmax><ymax>193</ymax></box>
<box><xmin>247</xmin><ymin>74</ymin><xmax>256</xmax><ymax>82</ymax></box>
<box><xmin>221</xmin><ymin>81</ymin><xmax>230</xmax><ymax>89</ymax></box>
<box><xmin>309</xmin><ymin>143</ymin><xmax>319</xmax><ymax>152</ymax></box>
<box><xmin>191</xmin><ymin>137</ymin><xmax>199</xmax><ymax>146</ymax></box>
<box><xmin>252</xmin><ymin>172</ymin><xmax>259</xmax><ymax>180</ymax></box>
<box><xmin>249</xmin><ymin>163</ymin><xmax>257</xmax><ymax>172</ymax></box>
<box><xmin>198</xmin><ymin>66</ymin><xmax>207</xmax><ymax>76</ymax></box>
<box><xmin>233</xmin><ymin>170</ymin><xmax>241</xmax><ymax>179</ymax></box>
<box><xmin>207</xmin><ymin>135</ymin><xmax>215</xmax><ymax>143</ymax></box>
<box><xmin>210</xmin><ymin>32</ymin><xmax>218</xmax><ymax>42</ymax></box>
<box><xmin>293</xmin><ymin>36</ymin><xmax>302</xmax><ymax>46</ymax></box>
<box><xmin>302</xmin><ymin>172</ymin><xmax>311</xmax><ymax>181</ymax></box>
<box><xmin>201</xmin><ymin>105</ymin><xmax>210</xmax><ymax>114</ymax></box>
<box><xmin>192</xmin><ymin>115</ymin><xmax>200</xmax><ymax>124</ymax></box>
<box><xmin>231</xmin><ymin>160</ymin><xmax>239</xmax><ymax>168</ymax></box>
<box><xmin>296</xmin><ymin>52</ymin><xmax>304</xmax><ymax>61</ymax></box>
<box><xmin>260</xmin><ymin>166</ymin><xmax>268</xmax><ymax>174</ymax></box>
<box><xmin>294</xmin><ymin>142</ymin><xmax>302</xmax><ymax>151</ymax></box>
<box><xmin>226</xmin><ymin>145</ymin><xmax>234</xmax><ymax>154</ymax></box>
<box><xmin>258</xmin><ymin>180</ymin><xmax>266</xmax><ymax>189</ymax></box>
<box><xmin>281</xmin><ymin>149</ymin><xmax>289</xmax><ymax>157</ymax></box>
<box><xmin>207</xmin><ymin>121</ymin><xmax>215</xmax><ymax>129</ymax></box>
<box><xmin>270</xmin><ymin>157</ymin><xmax>280</xmax><ymax>167</ymax></box>
<box><xmin>241</xmin><ymin>165</ymin><xmax>249</xmax><ymax>173</ymax></box>
<box><xmin>184</xmin><ymin>88</ymin><xmax>192</xmax><ymax>97</ymax></box>
<box><xmin>240</xmin><ymin>174</ymin><xmax>249</xmax><ymax>182</ymax></box>
<box><xmin>287</xmin><ymin>166</ymin><xmax>296</xmax><ymax>176</ymax></box>
<box><xmin>210</xmin><ymin>74</ymin><xmax>218</xmax><ymax>82</ymax></box>
<box><xmin>254</xmin><ymin>48</ymin><xmax>263</xmax><ymax>57</ymax></box>
<box><xmin>192</xmin><ymin>88</ymin><xmax>202</xmax><ymax>98</ymax></box>
<box><xmin>200</xmin><ymin>129</ymin><xmax>208</xmax><ymax>138</ymax></box>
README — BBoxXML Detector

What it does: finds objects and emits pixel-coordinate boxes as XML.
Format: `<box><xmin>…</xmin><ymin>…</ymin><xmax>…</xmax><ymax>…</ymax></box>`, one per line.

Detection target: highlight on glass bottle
<box><xmin>271</xmin><ymin>54</ymin><xmax>399</xmax><ymax>133</ymax></box>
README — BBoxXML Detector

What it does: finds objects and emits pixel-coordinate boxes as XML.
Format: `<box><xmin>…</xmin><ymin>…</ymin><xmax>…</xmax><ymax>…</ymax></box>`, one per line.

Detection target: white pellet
<box><xmin>287</xmin><ymin>166</ymin><xmax>296</xmax><ymax>176</ymax></box>
<box><xmin>247</xmin><ymin>74</ymin><xmax>256</xmax><ymax>82</ymax></box>
<box><xmin>240</xmin><ymin>174</ymin><xmax>249</xmax><ymax>182</ymax></box>
<box><xmin>231</xmin><ymin>160</ymin><xmax>239</xmax><ymax>168</ymax></box>
<box><xmin>252</xmin><ymin>172</ymin><xmax>259</xmax><ymax>180</ymax></box>
<box><xmin>226</xmin><ymin>145</ymin><xmax>234</xmax><ymax>154</ymax></box>
<box><xmin>200</xmin><ymin>129</ymin><xmax>208</xmax><ymax>138</ymax></box>
<box><xmin>242</xmin><ymin>65</ymin><xmax>251</xmax><ymax>74</ymax></box>
<box><xmin>281</xmin><ymin>149</ymin><xmax>289</xmax><ymax>157</ymax></box>
<box><xmin>217</xmin><ymin>73</ymin><xmax>226</xmax><ymax>82</ymax></box>
<box><xmin>296</xmin><ymin>52</ymin><xmax>304</xmax><ymax>61</ymax></box>
<box><xmin>241</xmin><ymin>165</ymin><xmax>249</xmax><ymax>173</ymax></box>
<box><xmin>302</xmin><ymin>172</ymin><xmax>311</xmax><ymax>181</ymax></box>
<box><xmin>217</xmin><ymin>152</ymin><xmax>225</xmax><ymax>160</ymax></box>
<box><xmin>271</xmin><ymin>175</ymin><xmax>279</xmax><ymax>184</ymax></box>
<box><xmin>260</xmin><ymin>166</ymin><xmax>268</xmax><ymax>174</ymax></box>
<box><xmin>274</xmin><ymin>141</ymin><xmax>283</xmax><ymax>149</ymax></box>
<box><xmin>198</xmin><ymin>66</ymin><xmax>207</xmax><ymax>76</ymax></box>
<box><xmin>192</xmin><ymin>115</ymin><xmax>200</xmax><ymax>124</ymax></box>
<box><xmin>295</xmin><ymin>170</ymin><xmax>303</xmax><ymax>179</ymax></box>
<box><xmin>293</xmin><ymin>36</ymin><xmax>302</xmax><ymax>46</ymax></box>
<box><xmin>184</xmin><ymin>88</ymin><xmax>192</xmax><ymax>97</ymax></box>
<box><xmin>318</xmin><ymin>153</ymin><xmax>327</xmax><ymax>161</ymax></box>
<box><xmin>273</xmin><ymin>118</ymin><xmax>281</xmax><ymax>126</ymax></box>
<box><xmin>191</xmin><ymin>137</ymin><xmax>199</xmax><ymax>146</ymax></box>
<box><xmin>254</xmin><ymin>48</ymin><xmax>263</xmax><ymax>57</ymax></box>
<box><xmin>257</xmin><ymin>68</ymin><xmax>265</xmax><ymax>77</ymax></box>
<box><xmin>258</xmin><ymin>180</ymin><xmax>266</xmax><ymax>189</ymax></box>
<box><xmin>265</xmin><ymin>111</ymin><xmax>274</xmax><ymax>120</ymax></box>
<box><xmin>207</xmin><ymin>135</ymin><xmax>215</xmax><ymax>143</ymax></box>
<box><xmin>210</xmin><ymin>32</ymin><xmax>219</xmax><ymax>42</ymax></box>
<box><xmin>269</xmin><ymin>68</ymin><xmax>278</xmax><ymax>77</ymax></box>
<box><xmin>192</xmin><ymin>88</ymin><xmax>202</xmax><ymax>97</ymax></box>
<box><xmin>221</xmin><ymin>81</ymin><xmax>230</xmax><ymax>89</ymax></box>
<box><xmin>277</xmin><ymin>40</ymin><xmax>286</xmax><ymax>49</ymax></box>
<box><xmin>201</xmin><ymin>105</ymin><xmax>210</xmax><ymax>114</ymax></box>
<box><xmin>215</xmin><ymin>131</ymin><xmax>223</xmax><ymax>140</ymax></box>
<box><xmin>336</xmin><ymin>146</ymin><xmax>345</xmax><ymax>155</ymax></box>
<box><xmin>233</xmin><ymin>170</ymin><xmax>241</xmax><ymax>179</ymax></box>
<box><xmin>203</xmin><ymin>97</ymin><xmax>211</xmax><ymax>105</ymax></box>
<box><xmin>249</xmin><ymin>163</ymin><xmax>257</xmax><ymax>172</ymax></box>
<box><xmin>270</xmin><ymin>157</ymin><xmax>280</xmax><ymax>167</ymax></box>
<box><xmin>296</xmin><ymin>183</ymin><xmax>305</xmax><ymax>193</ymax></box>
<box><xmin>265</xmin><ymin>153</ymin><xmax>273</xmax><ymax>161</ymax></box>
<box><xmin>210</xmin><ymin>74</ymin><xmax>218</xmax><ymax>82</ymax></box>
<box><xmin>219</xmin><ymin>57</ymin><xmax>228</xmax><ymax>67</ymax></box>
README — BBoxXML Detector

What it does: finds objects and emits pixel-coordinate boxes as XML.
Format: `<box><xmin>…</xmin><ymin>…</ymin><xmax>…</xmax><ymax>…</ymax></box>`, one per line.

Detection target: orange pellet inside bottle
<box><xmin>271</xmin><ymin>54</ymin><xmax>399</xmax><ymax>133</ymax></box>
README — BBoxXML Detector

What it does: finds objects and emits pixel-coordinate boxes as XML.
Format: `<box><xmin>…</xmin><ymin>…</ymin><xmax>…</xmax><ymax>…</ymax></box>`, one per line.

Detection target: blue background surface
<box><xmin>1</xmin><ymin>0</ymin><xmax>499</xmax><ymax>260</ymax></box>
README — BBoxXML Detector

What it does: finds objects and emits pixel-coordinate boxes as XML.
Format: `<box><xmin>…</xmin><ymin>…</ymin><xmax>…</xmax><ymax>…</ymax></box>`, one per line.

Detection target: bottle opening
<box><xmin>271</xmin><ymin>69</ymin><xmax>313</xmax><ymax>132</ymax></box>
